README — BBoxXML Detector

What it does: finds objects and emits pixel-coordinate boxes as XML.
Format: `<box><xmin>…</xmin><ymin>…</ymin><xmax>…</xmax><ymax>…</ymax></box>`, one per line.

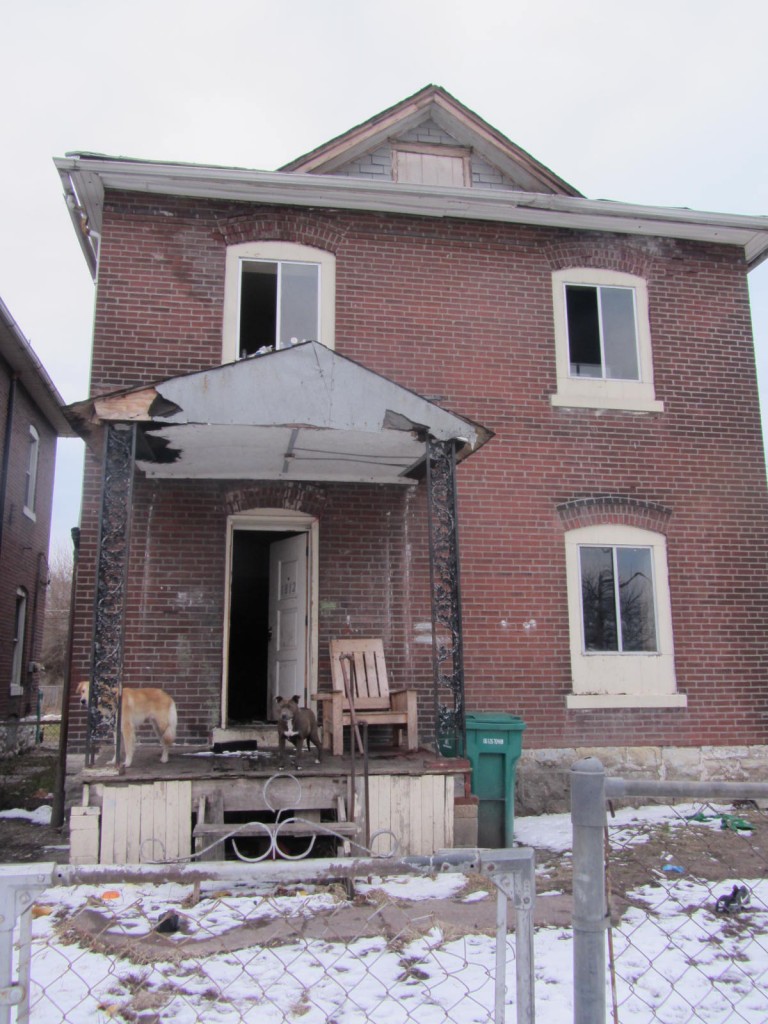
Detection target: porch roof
<box><xmin>67</xmin><ymin>342</ymin><xmax>492</xmax><ymax>484</ymax></box>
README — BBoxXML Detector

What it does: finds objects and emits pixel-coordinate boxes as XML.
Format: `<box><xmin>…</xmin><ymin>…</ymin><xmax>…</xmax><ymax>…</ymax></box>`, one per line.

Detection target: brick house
<box><xmin>0</xmin><ymin>297</ymin><xmax>72</xmax><ymax>722</ymax></box>
<box><xmin>57</xmin><ymin>86</ymin><xmax>768</xmax><ymax>809</ymax></box>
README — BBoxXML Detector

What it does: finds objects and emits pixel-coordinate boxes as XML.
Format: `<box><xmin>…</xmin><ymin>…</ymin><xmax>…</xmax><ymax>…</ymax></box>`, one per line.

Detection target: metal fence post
<box><xmin>571</xmin><ymin>757</ymin><xmax>607</xmax><ymax>1024</ymax></box>
<box><xmin>0</xmin><ymin>865</ymin><xmax>55</xmax><ymax>1024</ymax></box>
<box><xmin>480</xmin><ymin>846</ymin><xmax>536</xmax><ymax>1024</ymax></box>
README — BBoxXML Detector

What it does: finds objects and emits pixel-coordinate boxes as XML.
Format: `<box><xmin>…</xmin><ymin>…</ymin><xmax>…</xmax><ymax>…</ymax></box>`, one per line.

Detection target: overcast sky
<box><xmin>2</xmin><ymin>0</ymin><xmax>768</xmax><ymax>554</ymax></box>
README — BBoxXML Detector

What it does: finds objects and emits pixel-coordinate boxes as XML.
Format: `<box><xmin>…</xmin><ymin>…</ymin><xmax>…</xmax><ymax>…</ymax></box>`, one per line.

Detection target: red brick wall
<box><xmin>69</xmin><ymin>191</ymin><xmax>768</xmax><ymax>751</ymax></box>
<box><xmin>0</xmin><ymin>364</ymin><xmax>57</xmax><ymax>718</ymax></box>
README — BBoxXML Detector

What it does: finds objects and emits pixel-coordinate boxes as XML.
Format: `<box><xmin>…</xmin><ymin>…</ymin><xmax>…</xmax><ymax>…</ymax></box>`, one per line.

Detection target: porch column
<box><xmin>85</xmin><ymin>422</ymin><xmax>136</xmax><ymax>766</ymax></box>
<box><xmin>426</xmin><ymin>437</ymin><xmax>466</xmax><ymax>756</ymax></box>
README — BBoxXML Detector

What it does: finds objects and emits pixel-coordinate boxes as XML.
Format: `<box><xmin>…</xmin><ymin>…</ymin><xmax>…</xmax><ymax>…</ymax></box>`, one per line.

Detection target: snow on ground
<box><xmin>10</xmin><ymin>804</ymin><xmax>768</xmax><ymax>1022</ymax></box>
<box><xmin>0</xmin><ymin>804</ymin><xmax>52</xmax><ymax>824</ymax></box>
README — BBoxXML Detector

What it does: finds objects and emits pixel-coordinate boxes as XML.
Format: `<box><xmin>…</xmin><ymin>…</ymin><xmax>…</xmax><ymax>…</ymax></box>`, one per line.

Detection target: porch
<box><xmin>70</xmin><ymin>742</ymin><xmax>475</xmax><ymax>865</ymax></box>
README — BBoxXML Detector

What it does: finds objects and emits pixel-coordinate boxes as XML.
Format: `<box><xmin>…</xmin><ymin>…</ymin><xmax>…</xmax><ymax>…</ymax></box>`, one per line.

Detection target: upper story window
<box><xmin>392</xmin><ymin>144</ymin><xmax>470</xmax><ymax>187</ymax></box>
<box><xmin>222</xmin><ymin>242</ymin><xmax>336</xmax><ymax>362</ymax></box>
<box><xmin>551</xmin><ymin>269</ymin><xmax>663</xmax><ymax>413</ymax></box>
<box><xmin>23</xmin><ymin>425</ymin><xmax>39</xmax><ymax>520</ymax></box>
<box><xmin>564</xmin><ymin>524</ymin><xmax>683</xmax><ymax>709</ymax></box>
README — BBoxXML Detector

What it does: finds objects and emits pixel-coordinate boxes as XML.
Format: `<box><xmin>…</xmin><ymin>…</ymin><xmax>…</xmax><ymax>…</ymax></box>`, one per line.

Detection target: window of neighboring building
<box><xmin>222</xmin><ymin>242</ymin><xmax>336</xmax><ymax>362</ymax></box>
<box><xmin>564</xmin><ymin>524</ymin><xmax>684</xmax><ymax>708</ymax></box>
<box><xmin>23</xmin><ymin>425</ymin><xmax>39</xmax><ymax>520</ymax></box>
<box><xmin>392</xmin><ymin>144</ymin><xmax>470</xmax><ymax>187</ymax></box>
<box><xmin>10</xmin><ymin>588</ymin><xmax>28</xmax><ymax>696</ymax></box>
<box><xmin>551</xmin><ymin>269</ymin><xmax>663</xmax><ymax>412</ymax></box>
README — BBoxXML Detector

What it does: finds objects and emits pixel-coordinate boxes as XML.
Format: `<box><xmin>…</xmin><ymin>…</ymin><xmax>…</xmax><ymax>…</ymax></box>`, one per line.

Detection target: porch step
<box><xmin>193</xmin><ymin>791</ymin><xmax>358</xmax><ymax>859</ymax></box>
<box><xmin>193</xmin><ymin>821</ymin><xmax>359</xmax><ymax>839</ymax></box>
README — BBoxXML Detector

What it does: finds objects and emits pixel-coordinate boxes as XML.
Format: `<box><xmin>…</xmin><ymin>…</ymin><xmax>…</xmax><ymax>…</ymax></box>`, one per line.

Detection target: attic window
<box><xmin>393</xmin><ymin>144</ymin><xmax>470</xmax><ymax>187</ymax></box>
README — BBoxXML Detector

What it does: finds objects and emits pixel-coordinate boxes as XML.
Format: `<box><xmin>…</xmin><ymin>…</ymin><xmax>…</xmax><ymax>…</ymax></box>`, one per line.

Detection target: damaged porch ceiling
<box><xmin>73</xmin><ymin>342</ymin><xmax>491</xmax><ymax>484</ymax></box>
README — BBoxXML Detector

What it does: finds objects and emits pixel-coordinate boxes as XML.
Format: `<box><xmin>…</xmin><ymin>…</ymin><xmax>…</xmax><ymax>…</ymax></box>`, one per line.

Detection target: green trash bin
<box><xmin>465</xmin><ymin>713</ymin><xmax>526</xmax><ymax>848</ymax></box>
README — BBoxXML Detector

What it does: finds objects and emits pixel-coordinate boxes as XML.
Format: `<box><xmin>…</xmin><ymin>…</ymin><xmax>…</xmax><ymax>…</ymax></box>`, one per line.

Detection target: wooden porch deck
<box><xmin>70</xmin><ymin>743</ymin><xmax>472</xmax><ymax>865</ymax></box>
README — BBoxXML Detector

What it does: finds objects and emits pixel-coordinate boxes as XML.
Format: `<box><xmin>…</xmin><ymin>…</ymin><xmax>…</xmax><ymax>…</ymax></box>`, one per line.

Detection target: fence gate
<box><xmin>0</xmin><ymin>847</ymin><xmax>535</xmax><ymax>1024</ymax></box>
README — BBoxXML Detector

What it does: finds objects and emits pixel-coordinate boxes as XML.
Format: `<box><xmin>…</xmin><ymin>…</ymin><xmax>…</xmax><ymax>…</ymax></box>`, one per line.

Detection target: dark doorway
<box><xmin>228</xmin><ymin>532</ymin><xmax>270</xmax><ymax>722</ymax></box>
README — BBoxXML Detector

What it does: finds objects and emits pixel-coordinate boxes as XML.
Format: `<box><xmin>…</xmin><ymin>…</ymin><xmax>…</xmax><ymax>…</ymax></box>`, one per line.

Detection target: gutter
<box><xmin>54</xmin><ymin>155</ymin><xmax>768</xmax><ymax>270</ymax></box>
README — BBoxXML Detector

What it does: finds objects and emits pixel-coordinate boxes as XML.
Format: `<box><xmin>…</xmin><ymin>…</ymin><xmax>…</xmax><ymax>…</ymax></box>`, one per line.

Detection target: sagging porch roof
<box><xmin>66</xmin><ymin>342</ymin><xmax>492</xmax><ymax>484</ymax></box>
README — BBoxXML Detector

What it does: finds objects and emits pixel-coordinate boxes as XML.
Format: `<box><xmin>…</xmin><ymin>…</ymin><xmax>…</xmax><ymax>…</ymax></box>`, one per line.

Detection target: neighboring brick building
<box><xmin>56</xmin><ymin>87</ymin><xmax>768</xmax><ymax>802</ymax></box>
<box><xmin>0</xmin><ymin>298</ymin><xmax>73</xmax><ymax>720</ymax></box>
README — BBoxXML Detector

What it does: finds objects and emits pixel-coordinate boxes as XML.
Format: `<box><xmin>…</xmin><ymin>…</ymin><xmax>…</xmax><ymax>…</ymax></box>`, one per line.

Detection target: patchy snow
<box><xmin>11</xmin><ymin>803</ymin><xmax>767</xmax><ymax>1022</ymax></box>
<box><xmin>0</xmin><ymin>805</ymin><xmax>52</xmax><ymax>825</ymax></box>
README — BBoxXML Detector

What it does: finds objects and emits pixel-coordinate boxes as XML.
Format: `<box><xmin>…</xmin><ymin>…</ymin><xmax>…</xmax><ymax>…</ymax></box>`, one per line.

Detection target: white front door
<box><xmin>267</xmin><ymin>533</ymin><xmax>309</xmax><ymax>707</ymax></box>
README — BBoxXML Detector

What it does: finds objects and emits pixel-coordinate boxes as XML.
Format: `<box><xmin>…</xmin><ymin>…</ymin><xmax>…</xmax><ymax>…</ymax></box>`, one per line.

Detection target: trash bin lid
<box><xmin>465</xmin><ymin>712</ymin><xmax>526</xmax><ymax>729</ymax></box>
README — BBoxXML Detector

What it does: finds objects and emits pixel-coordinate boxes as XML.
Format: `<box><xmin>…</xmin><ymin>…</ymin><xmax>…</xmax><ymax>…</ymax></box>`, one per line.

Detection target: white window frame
<box><xmin>564</xmin><ymin>524</ymin><xmax>684</xmax><ymax>708</ymax></box>
<box><xmin>551</xmin><ymin>268</ymin><xmax>663</xmax><ymax>412</ymax></box>
<box><xmin>10</xmin><ymin>587</ymin><xmax>28</xmax><ymax>696</ymax></box>
<box><xmin>23</xmin><ymin>425</ymin><xmax>39</xmax><ymax>520</ymax></box>
<box><xmin>222</xmin><ymin>241</ymin><xmax>336</xmax><ymax>363</ymax></box>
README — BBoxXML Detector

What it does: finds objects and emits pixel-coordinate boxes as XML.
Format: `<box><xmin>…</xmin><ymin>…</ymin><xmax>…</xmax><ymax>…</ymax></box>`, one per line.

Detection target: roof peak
<box><xmin>279</xmin><ymin>85</ymin><xmax>582</xmax><ymax>197</ymax></box>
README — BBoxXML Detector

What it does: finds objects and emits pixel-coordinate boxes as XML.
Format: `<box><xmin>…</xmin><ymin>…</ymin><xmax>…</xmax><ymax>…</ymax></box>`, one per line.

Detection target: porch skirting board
<box><xmin>70</xmin><ymin>770</ymin><xmax>458</xmax><ymax>864</ymax></box>
<box><xmin>365</xmin><ymin>774</ymin><xmax>454</xmax><ymax>857</ymax></box>
<box><xmin>73</xmin><ymin>781</ymin><xmax>193</xmax><ymax>865</ymax></box>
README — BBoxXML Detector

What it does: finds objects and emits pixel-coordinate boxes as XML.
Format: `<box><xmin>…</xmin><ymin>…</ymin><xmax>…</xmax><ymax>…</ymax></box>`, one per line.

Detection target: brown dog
<box><xmin>275</xmin><ymin>696</ymin><xmax>322</xmax><ymax>765</ymax></box>
<box><xmin>76</xmin><ymin>680</ymin><xmax>177</xmax><ymax>768</ymax></box>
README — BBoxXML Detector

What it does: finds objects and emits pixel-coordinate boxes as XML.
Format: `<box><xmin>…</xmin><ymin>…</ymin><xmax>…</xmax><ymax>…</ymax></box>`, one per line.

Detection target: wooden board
<box><xmin>98</xmin><ymin>780</ymin><xmax>192</xmax><ymax>864</ymax></box>
<box><xmin>366</xmin><ymin>774</ymin><xmax>453</xmax><ymax>856</ymax></box>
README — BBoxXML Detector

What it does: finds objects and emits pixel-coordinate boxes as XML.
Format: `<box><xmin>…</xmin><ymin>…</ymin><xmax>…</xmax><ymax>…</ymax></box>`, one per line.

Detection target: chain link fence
<box><xmin>572</xmin><ymin>759</ymin><xmax>768</xmax><ymax>1024</ymax></box>
<box><xmin>0</xmin><ymin>848</ymin><xmax>535</xmax><ymax>1024</ymax></box>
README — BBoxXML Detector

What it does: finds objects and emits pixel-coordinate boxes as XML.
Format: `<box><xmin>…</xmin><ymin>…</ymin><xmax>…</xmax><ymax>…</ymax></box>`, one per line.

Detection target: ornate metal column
<box><xmin>425</xmin><ymin>437</ymin><xmax>465</xmax><ymax>756</ymax></box>
<box><xmin>85</xmin><ymin>422</ymin><xmax>136</xmax><ymax>766</ymax></box>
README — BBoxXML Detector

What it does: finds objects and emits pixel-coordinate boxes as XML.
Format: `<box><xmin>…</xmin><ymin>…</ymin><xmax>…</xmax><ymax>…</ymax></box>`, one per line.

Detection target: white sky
<box><xmin>2</xmin><ymin>0</ymin><xmax>768</xmax><ymax>553</ymax></box>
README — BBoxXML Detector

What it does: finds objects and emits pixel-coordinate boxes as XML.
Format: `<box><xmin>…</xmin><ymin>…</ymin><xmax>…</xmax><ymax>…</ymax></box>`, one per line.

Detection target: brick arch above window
<box><xmin>217</xmin><ymin>212</ymin><xmax>346</xmax><ymax>253</ymax></box>
<box><xmin>540</xmin><ymin>238</ymin><xmax>663</xmax><ymax>281</ymax></box>
<box><xmin>221</xmin><ymin>483</ymin><xmax>329</xmax><ymax>520</ymax></box>
<box><xmin>556</xmin><ymin>495</ymin><xmax>672</xmax><ymax>534</ymax></box>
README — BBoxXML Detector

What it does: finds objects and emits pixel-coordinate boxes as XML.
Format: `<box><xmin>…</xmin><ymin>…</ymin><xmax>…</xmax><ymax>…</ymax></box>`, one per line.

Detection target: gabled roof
<box><xmin>0</xmin><ymin>298</ymin><xmax>75</xmax><ymax>437</ymax></box>
<box><xmin>66</xmin><ymin>342</ymin><xmax>492</xmax><ymax>484</ymax></box>
<box><xmin>280</xmin><ymin>84</ymin><xmax>582</xmax><ymax>196</ymax></box>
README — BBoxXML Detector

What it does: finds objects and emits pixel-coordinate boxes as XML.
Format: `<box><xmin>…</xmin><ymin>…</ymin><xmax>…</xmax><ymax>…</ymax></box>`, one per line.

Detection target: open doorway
<box><xmin>225</xmin><ymin>520</ymin><xmax>314</xmax><ymax>726</ymax></box>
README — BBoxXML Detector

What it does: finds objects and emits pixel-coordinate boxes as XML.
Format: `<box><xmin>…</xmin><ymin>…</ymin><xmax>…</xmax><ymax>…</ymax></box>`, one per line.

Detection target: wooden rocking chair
<box><xmin>318</xmin><ymin>638</ymin><xmax>419</xmax><ymax>756</ymax></box>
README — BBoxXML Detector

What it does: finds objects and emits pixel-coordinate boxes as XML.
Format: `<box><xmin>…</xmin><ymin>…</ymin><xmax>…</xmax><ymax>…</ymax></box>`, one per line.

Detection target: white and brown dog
<box><xmin>76</xmin><ymin>680</ymin><xmax>177</xmax><ymax>768</ymax></box>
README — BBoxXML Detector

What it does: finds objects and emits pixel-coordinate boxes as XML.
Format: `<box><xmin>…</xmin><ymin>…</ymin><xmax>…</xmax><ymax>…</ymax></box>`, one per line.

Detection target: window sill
<box><xmin>551</xmin><ymin>393</ymin><xmax>664</xmax><ymax>413</ymax></box>
<box><xmin>566</xmin><ymin>693</ymin><xmax>687</xmax><ymax>710</ymax></box>
<box><xmin>22</xmin><ymin>506</ymin><xmax>36</xmax><ymax>522</ymax></box>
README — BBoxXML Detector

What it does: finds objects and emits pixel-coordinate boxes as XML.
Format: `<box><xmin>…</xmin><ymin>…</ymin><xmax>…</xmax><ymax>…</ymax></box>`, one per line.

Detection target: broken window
<box><xmin>551</xmin><ymin>269</ymin><xmax>661</xmax><ymax>413</ymax></box>
<box><xmin>579</xmin><ymin>545</ymin><xmax>657</xmax><ymax>653</ymax></box>
<box><xmin>239</xmin><ymin>260</ymin><xmax>320</xmax><ymax>357</ymax></box>
<box><xmin>565</xmin><ymin>284</ymin><xmax>639</xmax><ymax>380</ymax></box>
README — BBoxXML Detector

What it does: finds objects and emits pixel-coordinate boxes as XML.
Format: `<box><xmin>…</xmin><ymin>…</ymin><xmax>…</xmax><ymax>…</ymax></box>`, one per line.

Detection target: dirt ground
<box><xmin>0</xmin><ymin>749</ymin><xmax>70</xmax><ymax>864</ymax></box>
<box><xmin>534</xmin><ymin>798</ymin><xmax>768</xmax><ymax>925</ymax></box>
